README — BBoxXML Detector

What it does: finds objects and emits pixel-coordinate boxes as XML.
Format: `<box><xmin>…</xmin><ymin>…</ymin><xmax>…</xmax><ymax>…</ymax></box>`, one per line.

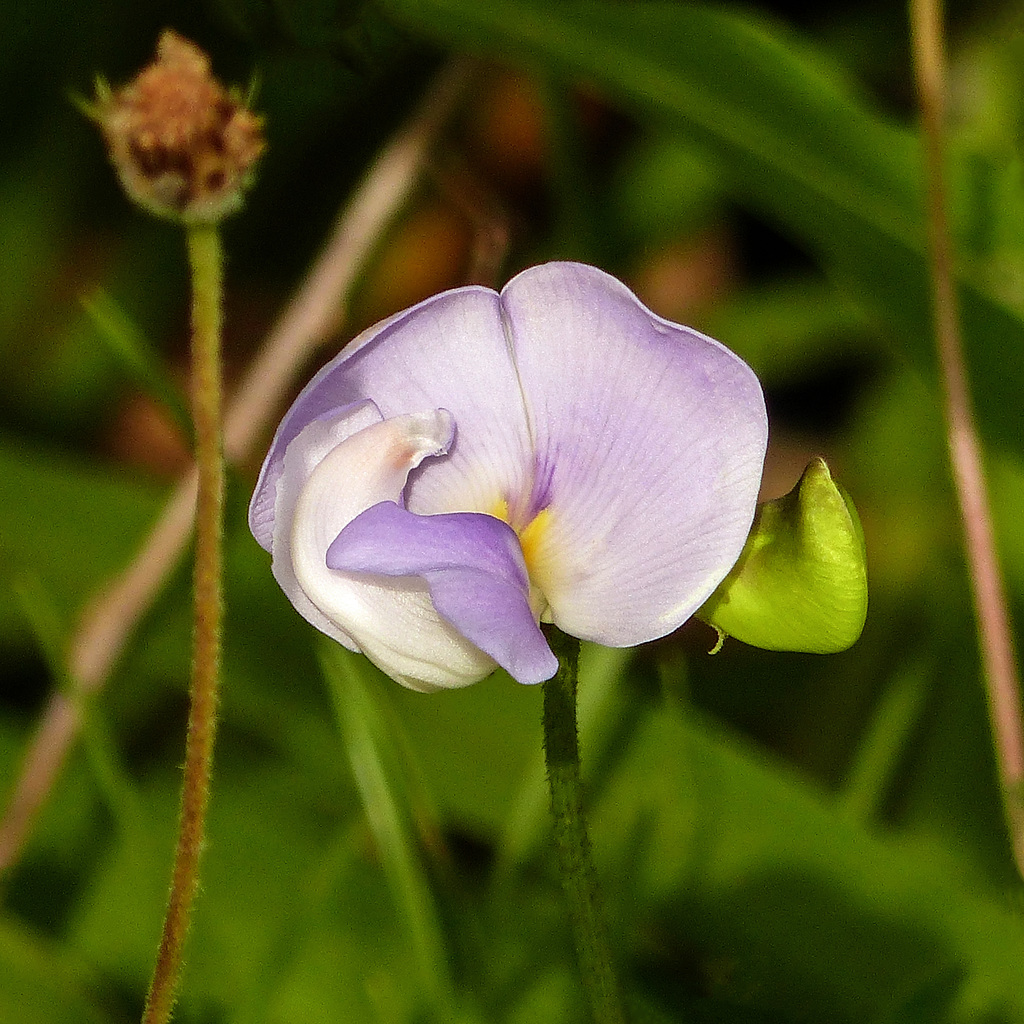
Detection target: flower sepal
<box><xmin>698</xmin><ymin>458</ymin><xmax>867</xmax><ymax>654</ymax></box>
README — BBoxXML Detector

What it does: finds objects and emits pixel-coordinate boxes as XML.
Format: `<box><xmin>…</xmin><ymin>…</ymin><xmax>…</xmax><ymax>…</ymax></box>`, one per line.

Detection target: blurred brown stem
<box><xmin>428</xmin><ymin>155</ymin><xmax>511</xmax><ymax>288</ymax></box>
<box><xmin>910</xmin><ymin>0</ymin><xmax>1024</xmax><ymax>876</ymax></box>
<box><xmin>0</xmin><ymin>58</ymin><xmax>475</xmax><ymax>876</ymax></box>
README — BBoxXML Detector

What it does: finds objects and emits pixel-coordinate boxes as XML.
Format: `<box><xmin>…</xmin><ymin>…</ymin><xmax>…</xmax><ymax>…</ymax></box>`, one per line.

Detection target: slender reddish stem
<box><xmin>910</xmin><ymin>0</ymin><xmax>1024</xmax><ymax>875</ymax></box>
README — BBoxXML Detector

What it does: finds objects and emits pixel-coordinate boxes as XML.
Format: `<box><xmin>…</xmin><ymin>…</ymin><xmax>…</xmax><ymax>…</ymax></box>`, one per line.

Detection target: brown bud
<box><xmin>96</xmin><ymin>30</ymin><xmax>264</xmax><ymax>223</ymax></box>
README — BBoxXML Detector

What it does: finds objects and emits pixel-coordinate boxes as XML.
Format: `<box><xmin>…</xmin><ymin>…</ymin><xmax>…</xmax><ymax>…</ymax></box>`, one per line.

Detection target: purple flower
<box><xmin>249</xmin><ymin>262</ymin><xmax>767</xmax><ymax>692</ymax></box>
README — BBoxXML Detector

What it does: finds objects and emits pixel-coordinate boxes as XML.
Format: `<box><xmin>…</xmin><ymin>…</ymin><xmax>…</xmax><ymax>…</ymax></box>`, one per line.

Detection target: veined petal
<box><xmin>248</xmin><ymin>286</ymin><xmax>534</xmax><ymax>538</ymax></box>
<box><xmin>285</xmin><ymin>409</ymin><xmax>498</xmax><ymax>692</ymax></box>
<box><xmin>499</xmin><ymin>262</ymin><xmax>767</xmax><ymax>646</ymax></box>
<box><xmin>328</xmin><ymin>502</ymin><xmax>558</xmax><ymax>685</ymax></box>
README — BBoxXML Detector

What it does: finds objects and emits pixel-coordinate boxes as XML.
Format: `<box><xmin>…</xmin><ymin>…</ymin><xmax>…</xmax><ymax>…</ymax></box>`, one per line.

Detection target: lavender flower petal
<box><xmin>248</xmin><ymin>286</ymin><xmax>534</xmax><ymax>540</ymax></box>
<box><xmin>498</xmin><ymin>262</ymin><xmax>767</xmax><ymax>646</ymax></box>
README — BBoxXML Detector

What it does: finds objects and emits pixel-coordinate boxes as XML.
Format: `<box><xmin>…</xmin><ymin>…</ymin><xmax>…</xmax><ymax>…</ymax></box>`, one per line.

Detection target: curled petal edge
<box><xmin>284</xmin><ymin>409</ymin><xmax>501</xmax><ymax>692</ymax></box>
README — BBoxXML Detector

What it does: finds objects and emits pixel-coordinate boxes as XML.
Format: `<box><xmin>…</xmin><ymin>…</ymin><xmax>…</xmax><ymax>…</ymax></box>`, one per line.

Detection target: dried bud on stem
<box><xmin>94</xmin><ymin>30</ymin><xmax>264</xmax><ymax>223</ymax></box>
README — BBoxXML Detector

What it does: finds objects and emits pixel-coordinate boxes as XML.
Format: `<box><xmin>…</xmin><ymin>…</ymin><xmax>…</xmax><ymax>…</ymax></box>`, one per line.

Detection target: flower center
<box><xmin>517</xmin><ymin>508</ymin><xmax>553</xmax><ymax>582</ymax></box>
<box><xmin>489</xmin><ymin>498</ymin><xmax>555</xmax><ymax>621</ymax></box>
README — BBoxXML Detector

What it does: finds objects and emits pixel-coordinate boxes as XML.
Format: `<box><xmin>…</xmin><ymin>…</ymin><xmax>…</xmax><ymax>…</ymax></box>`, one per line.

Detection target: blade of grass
<box><xmin>839</xmin><ymin>660</ymin><xmax>931</xmax><ymax>825</ymax></box>
<box><xmin>80</xmin><ymin>289</ymin><xmax>192</xmax><ymax>444</ymax></box>
<box><xmin>318</xmin><ymin>643</ymin><xmax>460</xmax><ymax>1021</ymax></box>
<box><xmin>10</xmin><ymin>574</ymin><xmax>140</xmax><ymax>832</ymax></box>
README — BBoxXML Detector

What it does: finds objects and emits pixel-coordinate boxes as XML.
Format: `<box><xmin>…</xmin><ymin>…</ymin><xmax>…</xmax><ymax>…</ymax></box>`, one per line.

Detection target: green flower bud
<box><xmin>699</xmin><ymin>458</ymin><xmax>868</xmax><ymax>654</ymax></box>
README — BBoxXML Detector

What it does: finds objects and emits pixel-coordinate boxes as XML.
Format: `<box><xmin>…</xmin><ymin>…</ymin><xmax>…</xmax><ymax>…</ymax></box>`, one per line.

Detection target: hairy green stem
<box><xmin>141</xmin><ymin>224</ymin><xmax>224</xmax><ymax>1024</ymax></box>
<box><xmin>542</xmin><ymin>627</ymin><xmax>627</xmax><ymax>1024</ymax></box>
<box><xmin>909</xmin><ymin>0</ymin><xmax>1024</xmax><ymax>877</ymax></box>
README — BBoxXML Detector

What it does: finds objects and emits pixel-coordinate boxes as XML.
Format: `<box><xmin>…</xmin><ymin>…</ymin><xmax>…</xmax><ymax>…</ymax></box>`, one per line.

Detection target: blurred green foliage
<box><xmin>3</xmin><ymin>0</ymin><xmax>1024</xmax><ymax>1022</ymax></box>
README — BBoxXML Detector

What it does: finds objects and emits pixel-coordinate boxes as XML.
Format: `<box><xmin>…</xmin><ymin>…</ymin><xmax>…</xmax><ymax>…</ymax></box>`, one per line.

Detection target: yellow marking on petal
<box><xmin>483</xmin><ymin>500</ymin><xmax>555</xmax><ymax>619</ymax></box>
<box><xmin>518</xmin><ymin>508</ymin><xmax>556</xmax><ymax>620</ymax></box>
<box><xmin>489</xmin><ymin>497</ymin><xmax>510</xmax><ymax>523</ymax></box>
<box><xmin>519</xmin><ymin>508</ymin><xmax>553</xmax><ymax>580</ymax></box>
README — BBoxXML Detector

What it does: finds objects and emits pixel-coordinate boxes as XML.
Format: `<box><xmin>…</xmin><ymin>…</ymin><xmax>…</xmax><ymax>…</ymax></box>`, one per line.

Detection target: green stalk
<box><xmin>541</xmin><ymin>626</ymin><xmax>627</xmax><ymax>1024</ymax></box>
<box><xmin>141</xmin><ymin>223</ymin><xmax>225</xmax><ymax>1024</ymax></box>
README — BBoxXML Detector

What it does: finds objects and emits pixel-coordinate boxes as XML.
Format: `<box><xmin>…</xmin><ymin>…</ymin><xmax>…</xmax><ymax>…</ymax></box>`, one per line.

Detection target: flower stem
<box><xmin>909</xmin><ymin>0</ymin><xmax>1024</xmax><ymax>877</ymax></box>
<box><xmin>141</xmin><ymin>223</ymin><xmax>224</xmax><ymax>1024</ymax></box>
<box><xmin>541</xmin><ymin>627</ymin><xmax>627</xmax><ymax>1024</ymax></box>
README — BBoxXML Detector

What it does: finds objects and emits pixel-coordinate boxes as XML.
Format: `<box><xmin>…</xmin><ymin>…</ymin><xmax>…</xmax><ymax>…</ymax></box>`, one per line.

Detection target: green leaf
<box><xmin>612</xmin><ymin>135</ymin><xmax>722</xmax><ymax>247</ymax></box>
<box><xmin>9</xmin><ymin>573</ymin><xmax>142</xmax><ymax>833</ymax></box>
<box><xmin>838</xmin><ymin>659</ymin><xmax>931</xmax><ymax>824</ymax></box>
<box><xmin>377</xmin><ymin>0</ymin><xmax>1024</xmax><ymax>458</ymax></box>
<box><xmin>703</xmin><ymin>277</ymin><xmax>871</xmax><ymax>386</ymax></box>
<box><xmin>593</xmin><ymin>702</ymin><xmax>1024</xmax><ymax>1023</ymax></box>
<box><xmin>0</xmin><ymin>918</ymin><xmax>111</xmax><ymax>1024</ymax></box>
<box><xmin>699</xmin><ymin>459</ymin><xmax>868</xmax><ymax>654</ymax></box>
<box><xmin>0</xmin><ymin>434</ymin><xmax>163</xmax><ymax>633</ymax></box>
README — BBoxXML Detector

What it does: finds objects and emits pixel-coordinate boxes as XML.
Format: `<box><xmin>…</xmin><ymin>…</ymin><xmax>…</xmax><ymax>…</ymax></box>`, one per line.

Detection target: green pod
<box><xmin>700</xmin><ymin>458</ymin><xmax>867</xmax><ymax>654</ymax></box>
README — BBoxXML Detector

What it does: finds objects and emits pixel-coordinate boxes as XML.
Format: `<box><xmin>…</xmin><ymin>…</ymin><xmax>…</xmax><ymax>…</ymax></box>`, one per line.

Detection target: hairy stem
<box><xmin>542</xmin><ymin>627</ymin><xmax>627</xmax><ymax>1024</ymax></box>
<box><xmin>141</xmin><ymin>224</ymin><xmax>224</xmax><ymax>1024</ymax></box>
<box><xmin>909</xmin><ymin>0</ymin><xmax>1024</xmax><ymax>875</ymax></box>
